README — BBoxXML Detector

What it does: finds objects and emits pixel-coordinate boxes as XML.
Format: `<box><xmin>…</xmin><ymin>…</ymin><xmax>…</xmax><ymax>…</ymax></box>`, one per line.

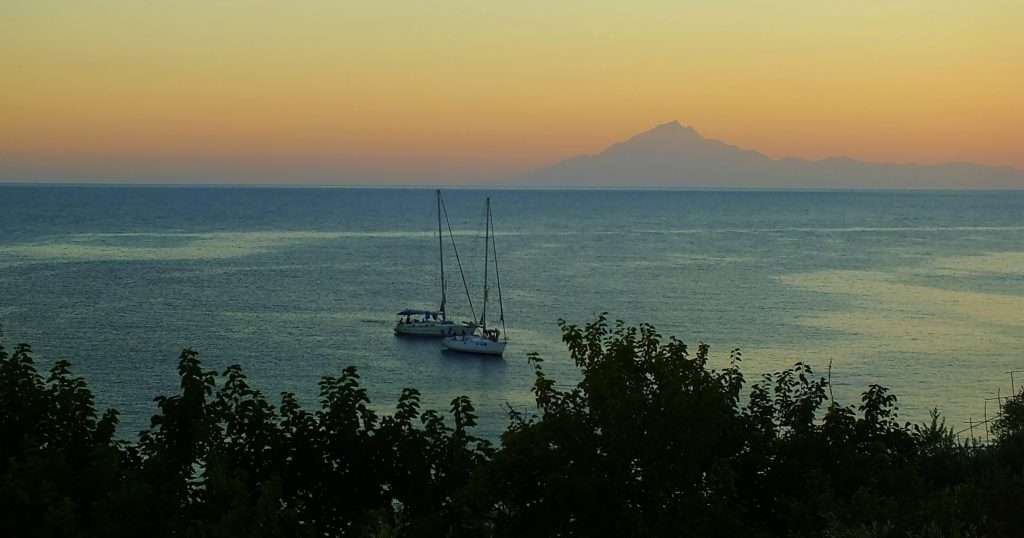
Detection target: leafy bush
<box><xmin>1</xmin><ymin>318</ymin><xmax>1022</xmax><ymax>537</ymax></box>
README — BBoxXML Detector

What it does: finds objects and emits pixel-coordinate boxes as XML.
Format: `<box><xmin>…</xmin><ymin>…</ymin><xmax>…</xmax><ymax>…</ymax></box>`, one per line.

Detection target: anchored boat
<box><xmin>394</xmin><ymin>190</ymin><xmax>477</xmax><ymax>337</ymax></box>
<box><xmin>442</xmin><ymin>197</ymin><xmax>508</xmax><ymax>357</ymax></box>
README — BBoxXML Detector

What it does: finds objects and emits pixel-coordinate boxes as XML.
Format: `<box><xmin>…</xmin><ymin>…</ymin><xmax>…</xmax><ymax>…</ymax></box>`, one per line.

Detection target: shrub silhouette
<box><xmin>1</xmin><ymin>318</ymin><xmax>1022</xmax><ymax>537</ymax></box>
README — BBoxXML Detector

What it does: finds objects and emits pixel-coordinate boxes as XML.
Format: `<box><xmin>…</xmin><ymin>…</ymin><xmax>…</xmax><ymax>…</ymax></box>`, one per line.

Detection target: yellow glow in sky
<box><xmin>2</xmin><ymin>1</ymin><xmax>1021</xmax><ymax>183</ymax></box>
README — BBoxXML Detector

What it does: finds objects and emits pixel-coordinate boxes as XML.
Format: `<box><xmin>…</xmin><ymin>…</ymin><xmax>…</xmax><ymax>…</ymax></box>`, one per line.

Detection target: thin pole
<box><xmin>490</xmin><ymin>204</ymin><xmax>506</xmax><ymax>339</ymax></box>
<box><xmin>1008</xmin><ymin>370</ymin><xmax>1023</xmax><ymax>396</ymax></box>
<box><xmin>986</xmin><ymin>396</ymin><xmax>1005</xmax><ymax>441</ymax></box>
<box><xmin>827</xmin><ymin>359</ymin><xmax>835</xmax><ymax>406</ymax></box>
<box><xmin>437</xmin><ymin>190</ymin><xmax>446</xmax><ymax>319</ymax></box>
<box><xmin>481</xmin><ymin>198</ymin><xmax>490</xmax><ymax>330</ymax></box>
<box><xmin>983</xmin><ymin>400</ymin><xmax>989</xmax><ymax>442</ymax></box>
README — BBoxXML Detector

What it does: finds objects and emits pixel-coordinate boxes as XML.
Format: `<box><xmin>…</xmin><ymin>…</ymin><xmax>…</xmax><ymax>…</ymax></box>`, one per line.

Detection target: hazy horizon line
<box><xmin>4</xmin><ymin>180</ymin><xmax>1024</xmax><ymax>193</ymax></box>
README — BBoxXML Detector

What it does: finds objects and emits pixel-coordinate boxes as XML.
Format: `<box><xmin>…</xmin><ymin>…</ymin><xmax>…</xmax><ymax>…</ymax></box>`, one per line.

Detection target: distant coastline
<box><xmin>5</xmin><ymin>122</ymin><xmax>1024</xmax><ymax>190</ymax></box>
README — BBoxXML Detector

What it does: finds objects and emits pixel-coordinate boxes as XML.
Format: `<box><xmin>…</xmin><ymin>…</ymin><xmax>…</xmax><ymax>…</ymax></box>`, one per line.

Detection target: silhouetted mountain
<box><xmin>524</xmin><ymin>121</ymin><xmax>1024</xmax><ymax>188</ymax></box>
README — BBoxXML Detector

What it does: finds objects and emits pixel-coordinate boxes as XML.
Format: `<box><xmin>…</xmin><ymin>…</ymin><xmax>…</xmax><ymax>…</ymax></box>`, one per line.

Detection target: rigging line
<box><xmin>490</xmin><ymin>203</ymin><xmax>506</xmax><ymax>338</ymax></box>
<box><xmin>440</xmin><ymin>194</ymin><xmax>477</xmax><ymax>323</ymax></box>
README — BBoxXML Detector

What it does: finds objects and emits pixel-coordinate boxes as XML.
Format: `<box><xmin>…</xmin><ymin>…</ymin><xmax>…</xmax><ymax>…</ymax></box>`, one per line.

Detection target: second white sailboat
<box><xmin>442</xmin><ymin>197</ymin><xmax>508</xmax><ymax>357</ymax></box>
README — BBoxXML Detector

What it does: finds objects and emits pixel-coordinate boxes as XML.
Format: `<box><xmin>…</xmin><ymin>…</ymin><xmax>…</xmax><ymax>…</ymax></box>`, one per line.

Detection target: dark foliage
<box><xmin>1</xmin><ymin>318</ymin><xmax>1022</xmax><ymax>537</ymax></box>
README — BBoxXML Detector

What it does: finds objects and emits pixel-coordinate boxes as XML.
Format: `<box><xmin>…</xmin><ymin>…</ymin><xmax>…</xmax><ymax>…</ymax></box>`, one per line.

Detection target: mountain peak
<box><xmin>612</xmin><ymin>120</ymin><xmax>713</xmax><ymax>155</ymax></box>
<box><xmin>525</xmin><ymin>121</ymin><xmax>1024</xmax><ymax>188</ymax></box>
<box><xmin>647</xmin><ymin>120</ymin><xmax>699</xmax><ymax>136</ymax></box>
<box><xmin>614</xmin><ymin>120</ymin><xmax>704</xmax><ymax>150</ymax></box>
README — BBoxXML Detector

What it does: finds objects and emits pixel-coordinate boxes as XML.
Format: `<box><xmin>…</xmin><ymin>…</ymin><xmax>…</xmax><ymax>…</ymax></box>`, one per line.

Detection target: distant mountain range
<box><xmin>522</xmin><ymin>121</ymin><xmax>1024</xmax><ymax>188</ymax></box>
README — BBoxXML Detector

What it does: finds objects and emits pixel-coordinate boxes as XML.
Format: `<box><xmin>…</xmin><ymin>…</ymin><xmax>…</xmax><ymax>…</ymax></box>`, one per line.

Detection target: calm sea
<box><xmin>2</xmin><ymin>185</ymin><xmax>1023</xmax><ymax>438</ymax></box>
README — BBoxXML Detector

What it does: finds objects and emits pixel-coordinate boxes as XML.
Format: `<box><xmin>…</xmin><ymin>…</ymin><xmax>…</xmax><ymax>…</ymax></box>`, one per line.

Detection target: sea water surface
<box><xmin>1</xmin><ymin>186</ymin><xmax>1023</xmax><ymax>439</ymax></box>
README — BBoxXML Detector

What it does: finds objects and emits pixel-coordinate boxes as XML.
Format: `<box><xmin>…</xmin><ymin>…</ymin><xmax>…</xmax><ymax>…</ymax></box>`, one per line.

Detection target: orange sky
<box><xmin>2</xmin><ymin>1</ymin><xmax>1021</xmax><ymax>183</ymax></box>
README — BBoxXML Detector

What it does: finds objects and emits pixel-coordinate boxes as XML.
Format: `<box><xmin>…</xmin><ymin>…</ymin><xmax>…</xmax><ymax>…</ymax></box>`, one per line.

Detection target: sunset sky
<box><xmin>2</xmin><ymin>1</ymin><xmax>1021</xmax><ymax>183</ymax></box>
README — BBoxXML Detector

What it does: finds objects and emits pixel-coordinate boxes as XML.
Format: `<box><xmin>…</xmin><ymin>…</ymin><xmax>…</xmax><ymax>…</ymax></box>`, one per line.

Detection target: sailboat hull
<box><xmin>395</xmin><ymin>321</ymin><xmax>476</xmax><ymax>337</ymax></box>
<box><xmin>442</xmin><ymin>335</ymin><xmax>506</xmax><ymax>356</ymax></box>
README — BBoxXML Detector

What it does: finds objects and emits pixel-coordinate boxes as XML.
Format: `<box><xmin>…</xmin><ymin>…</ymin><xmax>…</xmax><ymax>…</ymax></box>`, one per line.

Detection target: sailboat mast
<box><xmin>490</xmin><ymin>205</ymin><xmax>506</xmax><ymax>339</ymax></box>
<box><xmin>481</xmin><ymin>197</ymin><xmax>490</xmax><ymax>330</ymax></box>
<box><xmin>436</xmin><ymin>190</ymin><xmax>446</xmax><ymax>319</ymax></box>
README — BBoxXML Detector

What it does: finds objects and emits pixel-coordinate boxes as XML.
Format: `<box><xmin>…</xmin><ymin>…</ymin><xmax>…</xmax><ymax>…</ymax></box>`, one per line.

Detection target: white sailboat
<box><xmin>394</xmin><ymin>190</ymin><xmax>477</xmax><ymax>337</ymax></box>
<box><xmin>442</xmin><ymin>197</ymin><xmax>508</xmax><ymax>357</ymax></box>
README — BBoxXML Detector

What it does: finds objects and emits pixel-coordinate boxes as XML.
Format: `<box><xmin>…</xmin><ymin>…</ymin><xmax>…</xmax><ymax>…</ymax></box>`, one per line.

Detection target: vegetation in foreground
<box><xmin>2</xmin><ymin>316</ymin><xmax>1023</xmax><ymax>537</ymax></box>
